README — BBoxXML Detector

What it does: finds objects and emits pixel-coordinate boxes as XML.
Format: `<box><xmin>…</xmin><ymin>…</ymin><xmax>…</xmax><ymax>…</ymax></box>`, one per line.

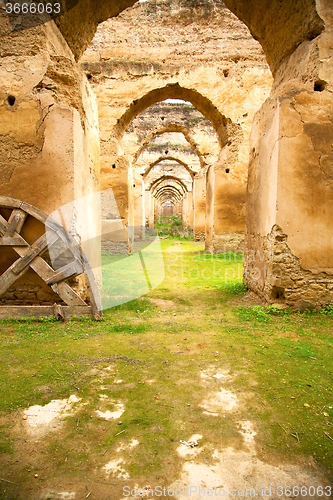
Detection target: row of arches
<box><xmin>0</xmin><ymin>0</ymin><xmax>332</xmax><ymax>310</ymax></box>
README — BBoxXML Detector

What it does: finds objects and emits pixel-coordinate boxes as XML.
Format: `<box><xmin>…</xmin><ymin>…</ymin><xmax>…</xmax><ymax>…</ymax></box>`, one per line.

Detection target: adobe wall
<box><xmin>0</xmin><ymin>9</ymin><xmax>101</xmax><ymax>304</ymax></box>
<box><xmin>244</xmin><ymin>0</ymin><xmax>333</xmax><ymax>308</ymax></box>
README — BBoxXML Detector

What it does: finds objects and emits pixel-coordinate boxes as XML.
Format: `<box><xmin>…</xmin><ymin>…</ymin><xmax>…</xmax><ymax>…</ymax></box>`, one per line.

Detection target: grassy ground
<box><xmin>0</xmin><ymin>239</ymin><xmax>332</xmax><ymax>498</ymax></box>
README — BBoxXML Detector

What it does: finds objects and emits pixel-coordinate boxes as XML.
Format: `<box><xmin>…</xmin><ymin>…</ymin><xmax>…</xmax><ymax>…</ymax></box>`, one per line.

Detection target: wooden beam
<box><xmin>45</xmin><ymin>260</ymin><xmax>83</xmax><ymax>285</ymax></box>
<box><xmin>7</xmin><ymin>210</ymin><xmax>27</xmax><ymax>236</ymax></box>
<box><xmin>0</xmin><ymin>305</ymin><xmax>92</xmax><ymax>319</ymax></box>
<box><xmin>11</xmin><ymin>232</ymin><xmax>58</xmax><ymax>275</ymax></box>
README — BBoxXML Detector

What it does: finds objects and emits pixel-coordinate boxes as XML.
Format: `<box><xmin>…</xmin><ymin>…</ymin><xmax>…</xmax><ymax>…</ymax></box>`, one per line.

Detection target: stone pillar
<box><xmin>147</xmin><ymin>191</ymin><xmax>155</xmax><ymax>228</ymax></box>
<box><xmin>188</xmin><ymin>191</ymin><xmax>194</xmax><ymax>229</ymax></box>
<box><xmin>182</xmin><ymin>194</ymin><xmax>188</xmax><ymax>227</ymax></box>
<box><xmin>133</xmin><ymin>176</ymin><xmax>144</xmax><ymax>239</ymax></box>
<box><xmin>193</xmin><ymin>170</ymin><xmax>206</xmax><ymax>241</ymax></box>
<box><xmin>205</xmin><ymin>165</ymin><xmax>245</xmax><ymax>254</ymax></box>
<box><xmin>244</xmin><ymin>4</ymin><xmax>333</xmax><ymax>309</ymax></box>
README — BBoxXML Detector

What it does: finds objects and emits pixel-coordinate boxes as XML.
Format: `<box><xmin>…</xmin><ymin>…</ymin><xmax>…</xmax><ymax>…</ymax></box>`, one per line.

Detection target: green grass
<box><xmin>0</xmin><ymin>239</ymin><xmax>332</xmax><ymax>497</ymax></box>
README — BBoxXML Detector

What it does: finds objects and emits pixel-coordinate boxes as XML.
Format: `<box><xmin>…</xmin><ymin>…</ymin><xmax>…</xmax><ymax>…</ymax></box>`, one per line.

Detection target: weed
<box><xmin>238</xmin><ymin>305</ymin><xmax>271</xmax><ymax>322</ymax></box>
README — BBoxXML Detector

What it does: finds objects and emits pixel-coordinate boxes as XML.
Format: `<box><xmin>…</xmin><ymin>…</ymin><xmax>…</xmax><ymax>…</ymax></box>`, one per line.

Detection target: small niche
<box><xmin>87</xmin><ymin>74</ymin><xmax>92</xmax><ymax>80</ymax></box>
<box><xmin>225</xmin><ymin>168</ymin><xmax>230</xmax><ymax>173</ymax></box>
<box><xmin>7</xmin><ymin>95</ymin><xmax>16</xmax><ymax>106</ymax></box>
<box><xmin>161</xmin><ymin>117</ymin><xmax>165</xmax><ymax>121</ymax></box>
<box><xmin>133</xmin><ymin>184</ymin><xmax>136</xmax><ymax>188</ymax></box>
<box><xmin>223</xmin><ymin>69</ymin><xmax>229</xmax><ymax>78</ymax></box>
<box><xmin>165</xmin><ymin>150</ymin><xmax>168</xmax><ymax>155</ymax></box>
<box><xmin>314</xmin><ymin>80</ymin><xmax>326</xmax><ymax>92</ymax></box>
<box><xmin>271</xmin><ymin>286</ymin><xmax>285</xmax><ymax>300</ymax></box>
<box><xmin>112</xmin><ymin>164</ymin><xmax>116</xmax><ymax>169</ymax></box>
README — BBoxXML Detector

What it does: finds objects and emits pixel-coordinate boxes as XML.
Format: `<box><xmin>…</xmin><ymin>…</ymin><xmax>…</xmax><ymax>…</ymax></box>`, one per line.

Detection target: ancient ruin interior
<box><xmin>1</xmin><ymin>0</ymin><xmax>332</xmax><ymax>315</ymax></box>
<box><xmin>1</xmin><ymin>0</ymin><xmax>333</xmax><ymax>496</ymax></box>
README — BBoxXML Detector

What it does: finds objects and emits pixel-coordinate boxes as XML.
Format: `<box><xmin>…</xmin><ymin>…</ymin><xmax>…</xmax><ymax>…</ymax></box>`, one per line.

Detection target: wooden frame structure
<box><xmin>0</xmin><ymin>196</ymin><xmax>103</xmax><ymax>320</ymax></box>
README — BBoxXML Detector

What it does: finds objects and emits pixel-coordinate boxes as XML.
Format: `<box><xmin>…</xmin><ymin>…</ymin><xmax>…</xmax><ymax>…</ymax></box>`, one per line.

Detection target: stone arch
<box><xmin>113</xmin><ymin>83</ymin><xmax>229</xmax><ymax>145</ymax></box>
<box><xmin>60</xmin><ymin>0</ymin><xmax>324</xmax><ymax>75</ymax></box>
<box><xmin>154</xmin><ymin>187</ymin><xmax>183</xmax><ymax>202</ymax></box>
<box><xmin>133</xmin><ymin>125</ymin><xmax>207</xmax><ymax>166</ymax></box>
<box><xmin>150</xmin><ymin>176</ymin><xmax>188</xmax><ymax>195</ymax></box>
<box><xmin>144</xmin><ymin>157</ymin><xmax>195</xmax><ymax>180</ymax></box>
<box><xmin>222</xmin><ymin>0</ymin><xmax>323</xmax><ymax>74</ymax></box>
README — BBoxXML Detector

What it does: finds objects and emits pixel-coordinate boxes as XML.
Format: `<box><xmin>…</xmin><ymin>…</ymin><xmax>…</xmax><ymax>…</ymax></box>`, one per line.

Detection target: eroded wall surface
<box><xmin>244</xmin><ymin>0</ymin><xmax>333</xmax><ymax>308</ymax></box>
<box><xmin>0</xmin><ymin>11</ymin><xmax>101</xmax><ymax>303</ymax></box>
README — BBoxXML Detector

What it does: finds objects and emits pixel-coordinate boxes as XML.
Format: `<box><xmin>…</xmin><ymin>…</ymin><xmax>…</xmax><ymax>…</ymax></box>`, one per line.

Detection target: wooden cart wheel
<box><xmin>0</xmin><ymin>196</ymin><xmax>102</xmax><ymax>320</ymax></box>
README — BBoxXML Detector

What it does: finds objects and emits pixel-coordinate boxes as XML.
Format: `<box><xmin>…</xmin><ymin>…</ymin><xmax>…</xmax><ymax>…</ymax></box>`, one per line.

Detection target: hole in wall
<box><xmin>161</xmin><ymin>117</ymin><xmax>165</xmax><ymax>121</ymax></box>
<box><xmin>7</xmin><ymin>95</ymin><xmax>16</xmax><ymax>106</ymax></box>
<box><xmin>133</xmin><ymin>184</ymin><xmax>136</xmax><ymax>187</ymax></box>
<box><xmin>225</xmin><ymin>168</ymin><xmax>230</xmax><ymax>173</ymax></box>
<box><xmin>223</xmin><ymin>69</ymin><xmax>229</xmax><ymax>78</ymax></box>
<box><xmin>314</xmin><ymin>80</ymin><xmax>326</xmax><ymax>92</ymax></box>
<box><xmin>112</xmin><ymin>164</ymin><xmax>116</xmax><ymax>169</ymax></box>
<box><xmin>165</xmin><ymin>150</ymin><xmax>168</xmax><ymax>155</ymax></box>
<box><xmin>87</xmin><ymin>74</ymin><xmax>93</xmax><ymax>80</ymax></box>
<box><xmin>271</xmin><ymin>286</ymin><xmax>285</xmax><ymax>300</ymax></box>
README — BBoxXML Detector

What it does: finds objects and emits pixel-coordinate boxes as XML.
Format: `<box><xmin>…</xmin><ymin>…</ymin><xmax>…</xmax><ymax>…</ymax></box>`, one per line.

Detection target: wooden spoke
<box><xmin>0</xmin><ymin>197</ymin><xmax>103</xmax><ymax>320</ymax></box>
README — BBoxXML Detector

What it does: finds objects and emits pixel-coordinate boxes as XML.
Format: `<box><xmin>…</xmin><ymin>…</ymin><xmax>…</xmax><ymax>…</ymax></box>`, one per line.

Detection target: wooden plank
<box><xmin>26</xmin><ymin>256</ymin><xmax>87</xmax><ymax>306</ymax></box>
<box><xmin>0</xmin><ymin>305</ymin><xmax>91</xmax><ymax>319</ymax></box>
<box><xmin>53</xmin><ymin>303</ymin><xmax>64</xmax><ymax>320</ymax></box>
<box><xmin>7</xmin><ymin>209</ymin><xmax>27</xmax><ymax>235</ymax></box>
<box><xmin>52</xmin><ymin>282</ymin><xmax>87</xmax><ymax>307</ymax></box>
<box><xmin>1</xmin><ymin>240</ymin><xmax>87</xmax><ymax>307</ymax></box>
<box><xmin>0</xmin><ymin>215</ymin><xmax>8</xmax><ymax>236</ymax></box>
<box><xmin>80</xmin><ymin>251</ymin><xmax>103</xmax><ymax>321</ymax></box>
<box><xmin>0</xmin><ymin>236</ymin><xmax>28</xmax><ymax>246</ymax></box>
<box><xmin>0</xmin><ymin>197</ymin><xmax>21</xmax><ymax>209</ymax></box>
<box><xmin>11</xmin><ymin>231</ymin><xmax>58</xmax><ymax>275</ymax></box>
<box><xmin>45</xmin><ymin>260</ymin><xmax>83</xmax><ymax>285</ymax></box>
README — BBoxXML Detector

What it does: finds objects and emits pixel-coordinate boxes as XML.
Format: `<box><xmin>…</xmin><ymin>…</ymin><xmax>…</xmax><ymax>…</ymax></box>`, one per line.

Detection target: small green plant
<box><xmin>238</xmin><ymin>305</ymin><xmax>271</xmax><ymax>322</ymax></box>
<box><xmin>266</xmin><ymin>305</ymin><xmax>291</xmax><ymax>316</ymax></box>
<box><xmin>223</xmin><ymin>282</ymin><xmax>248</xmax><ymax>296</ymax></box>
<box><xmin>320</xmin><ymin>305</ymin><xmax>333</xmax><ymax>317</ymax></box>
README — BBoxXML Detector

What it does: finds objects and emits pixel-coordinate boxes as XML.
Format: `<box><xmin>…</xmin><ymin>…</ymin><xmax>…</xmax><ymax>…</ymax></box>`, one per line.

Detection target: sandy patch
<box><xmin>103</xmin><ymin>458</ymin><xmax>129</xmax><ymax>479</ymax></box>
<box><xmin>148</xmin><ymin>298</ymin><xmax>175</xmax><ymax>308</ymax></box>
<box><xmin>116</xmin><ymin>439</ymin><xmax>139</xmax><ymax>452</ymax></box>
<box><xmin>23</xmin><ymin>395</ymin><xmax>80</xmax><ymax>439</ymax></box>
<box><xmin>40</xmin><ymin>492</ymin><xmax>75</xmax><ymax>500</ymax></box>
<box><xmin>177</xmin><ymin>434</ymin><xmax>203</xmax><ymax>458</ymax></box>
<box><xmin>238</xmin><ymin>420</ymin><xmax>256</xmax><ymax>452</ymax></box>
<box><xmin>200</xmin><ymin>367</ymin><xmax>231</xmax><ymax>383</ymax></box>
<box><xmin>169</xmin><ymin>445</ymin><xmax>329</xmax><ymax>499</ymax></box>
<box><xmin>200</xmin><ymin>389</ymin><xmax>238</xmax><ymax>415</ymax></box>
<box><xmin>96</xmin><ymin>402</ymin><xmax>124</xmax><ymax>420</ymax></box>
<box><xmin>144</xmin><ymin>379</ymin><xmax>156</xmax><ymax>385</ymax></box>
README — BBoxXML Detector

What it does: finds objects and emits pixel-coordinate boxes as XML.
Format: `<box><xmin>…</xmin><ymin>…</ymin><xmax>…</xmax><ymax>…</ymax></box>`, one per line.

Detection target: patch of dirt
<box><xmin>23</xmin><ymin>395</ymin><xmax>81</xmax><ymax>439</ymax></box>
<box><xmin>95</xmin><ymin>402</ymin><xmax>125</xmax><ymax>420</ymax></box>
<box><xmin>102</xmin><ymin>458</ymin><xmax>129</xmax><ymax>479</ymax></box>
<box><xmin>200</xmin><ymin>388</ymin><xmax>238</xmax><ymax>415</ymax></box>
<box><xmin>169</xmin><ymin>444</ymin><xmax>328</xmax><ymax>500</ymax></box>
<box><xmin>148</xmin><ymin>298</ymin><xmax>175</xmax><ymax>308</ymax></box>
